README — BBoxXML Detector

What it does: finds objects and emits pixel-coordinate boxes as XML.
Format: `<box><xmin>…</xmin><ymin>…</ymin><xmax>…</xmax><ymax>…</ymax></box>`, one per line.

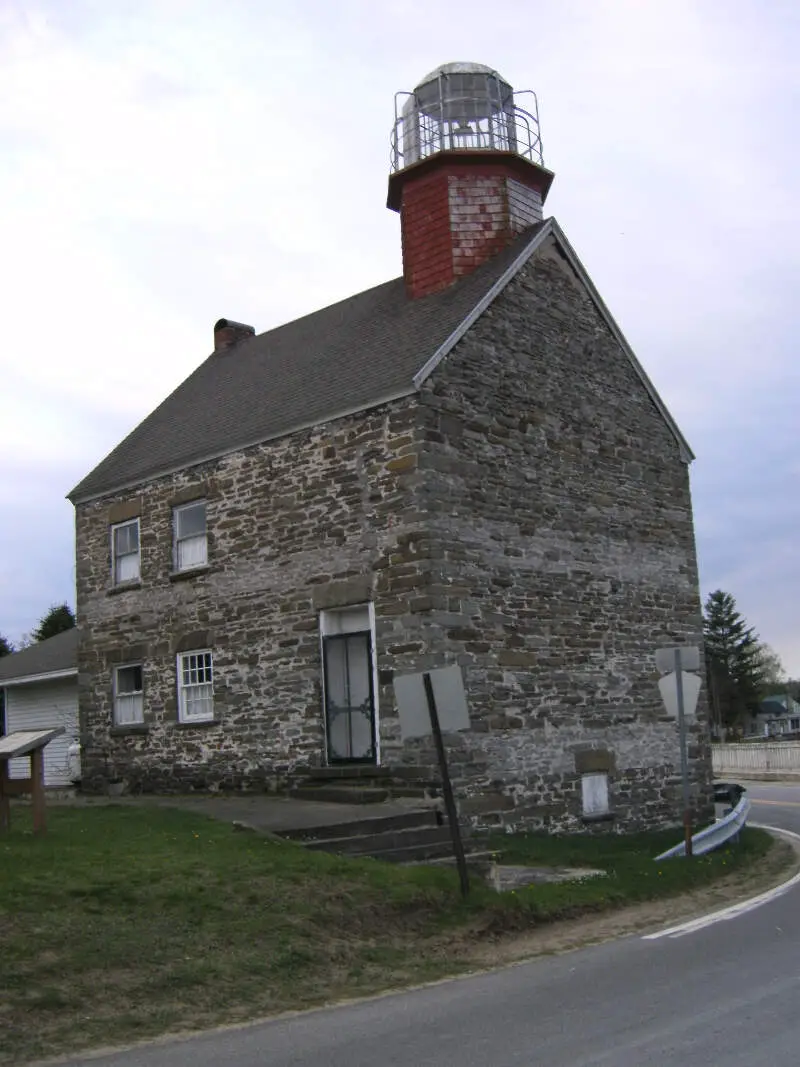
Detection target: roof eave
<box><xmin>67</xmin><ymin>386</ymin><xmax>419</xmax><ymax>506</ymax></box>
<box><xmin>0</xmin><ymin>667</ymin><xmax>78</xmax><ymax>688</ymax></box>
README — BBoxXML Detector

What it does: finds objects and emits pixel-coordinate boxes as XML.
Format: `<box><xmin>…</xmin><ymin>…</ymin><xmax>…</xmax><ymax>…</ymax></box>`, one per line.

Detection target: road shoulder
<box><xmin>469</xmin><ymin>828</ymin><xmax>798</xmax><ymax>967</ymax></box>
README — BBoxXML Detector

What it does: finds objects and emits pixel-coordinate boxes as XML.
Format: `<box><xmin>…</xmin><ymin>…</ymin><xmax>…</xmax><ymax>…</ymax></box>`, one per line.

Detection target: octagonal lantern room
<box><xmin>391</xmin><ymin>61</ymin><xmax>542</xmax><ymax>171</ymax></box>
<box><xmin>388</xmin><ymin>62</ymin><xmax>554</xmax><ymax>300</ymax></box>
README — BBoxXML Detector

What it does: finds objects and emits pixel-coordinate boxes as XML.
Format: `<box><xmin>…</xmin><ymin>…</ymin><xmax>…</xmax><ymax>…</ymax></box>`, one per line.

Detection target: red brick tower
<box><xmin>388</xmin><ymin>62</ymin><xmax>555</xmax><ymax>300</ymax></box>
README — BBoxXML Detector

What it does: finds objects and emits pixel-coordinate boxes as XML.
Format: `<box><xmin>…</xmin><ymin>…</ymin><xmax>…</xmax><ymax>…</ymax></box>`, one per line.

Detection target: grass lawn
<box><xmin>0</xmin><ymin>805</ymin><xmax>779</xmax><ymax>1065</ymax></box>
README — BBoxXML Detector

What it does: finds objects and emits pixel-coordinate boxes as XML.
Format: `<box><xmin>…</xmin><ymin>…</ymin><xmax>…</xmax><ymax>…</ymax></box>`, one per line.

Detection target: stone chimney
<box><xmin>214</xmin><ymin>318</ymin><xmax>255</xmax><ymax>350</ymax></box>
<box><xmin>387</xmin><ymin>63</ymin><xmax>554</xmax><ymax>300</ymax></box>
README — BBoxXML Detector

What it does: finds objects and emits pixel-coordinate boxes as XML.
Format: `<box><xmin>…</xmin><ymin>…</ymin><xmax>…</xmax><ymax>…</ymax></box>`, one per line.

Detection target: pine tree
<box><xmin>32</xmin><ymin>604</ymin><xmax>76</xmax><ymax>643</ymax></box>
<box><xmin>0</xmin><ymin>634</ymin><xmax>12</xmax><ymax>657</ymax></box>
<box><xmin>703</xmin><ymin>590</ymin><xmax>765</xmax><ymax>732</ymax></box>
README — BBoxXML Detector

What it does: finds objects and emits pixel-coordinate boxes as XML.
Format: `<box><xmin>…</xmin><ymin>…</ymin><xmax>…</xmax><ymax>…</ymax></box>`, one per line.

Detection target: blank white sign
<box><xmin>655</xmin><ymin>646</ymin><xmax>701</xmax><ymax>674</ymax></box>
<box><xmin>658</xmin><ymin>670</ymin><xmax>702</xmax><ymax>720</ymax></box>
<box><xmin>393</xmin><ymin>665</ymin><xmax>471</xmax><ymax>741</ymax></box>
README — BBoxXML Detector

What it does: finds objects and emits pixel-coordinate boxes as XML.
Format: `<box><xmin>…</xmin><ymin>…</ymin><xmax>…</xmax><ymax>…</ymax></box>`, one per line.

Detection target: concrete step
<box><xmin>403</xmin><ymin>850</ymin><xmax>496</xmax><ymax>870</ymax></box>
<box><xmin>305</xmin><ymin>764</ymin><xmax>438</xmax><ymax>783</ymax></box>
<box><xmin>288</xmin><ymin>785</ymin><xmax>390</xmax><ymax>804</ymax></box>
<box><xmin>279</xmin><ymin>809</ymin><xmax>441</xmax><ymax>843</ymax></box>
<box><xmin>304</xmin><ymin>824</ymin><xmax>453</xmax><ymax>856</ymax></box>
<box><xmin>366</xmin><ymin>838</ymin><xmax>462</xmax><ymax>864</ymax></box>
<box><xmin>290</xmin><ymin>779</ymin><xmax>436</xmax><ymax>804</ymax></box>
<box><xmin>382</xmin><ymin>785</ymin><xmax>439</xmax><ymax>798</ymax></box>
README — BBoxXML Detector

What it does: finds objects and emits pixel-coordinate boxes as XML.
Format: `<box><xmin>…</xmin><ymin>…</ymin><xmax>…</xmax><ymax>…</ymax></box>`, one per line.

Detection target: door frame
<box><xmin>319</xmin><ymin>603</ymin><xmax>380</xmax><ymax>766</ymax></box>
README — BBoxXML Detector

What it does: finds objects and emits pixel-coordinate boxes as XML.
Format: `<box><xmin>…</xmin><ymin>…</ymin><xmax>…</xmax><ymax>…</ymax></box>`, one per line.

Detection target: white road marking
<box><xmin>642</xmin><ymin>823</ymin><xmax>800</xmax><ymax>941</ymax></box>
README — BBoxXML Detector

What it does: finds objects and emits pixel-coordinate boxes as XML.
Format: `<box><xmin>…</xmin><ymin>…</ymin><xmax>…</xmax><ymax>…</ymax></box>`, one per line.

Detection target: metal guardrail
<box><xmin>655</xmin><ymin>794</ymin><xmax>751</xmax><ymax>861</ymax></box>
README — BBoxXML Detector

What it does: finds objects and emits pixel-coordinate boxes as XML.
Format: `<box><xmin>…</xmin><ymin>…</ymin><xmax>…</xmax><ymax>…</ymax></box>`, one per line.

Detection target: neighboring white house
<box><xmin>746</xmin><ymin>694</ymin><xmax>800</xmax><ymax>738</ymax></box>
<box><xmin>0</xmin><ymin>629</ymin><xmax>79</xmax><ymax>786</ymax></box>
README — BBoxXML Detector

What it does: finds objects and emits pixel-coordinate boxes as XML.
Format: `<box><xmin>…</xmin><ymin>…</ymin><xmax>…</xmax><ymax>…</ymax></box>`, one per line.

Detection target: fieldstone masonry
<box><xmin>76</xmin><ymin>234</ymin><xmax>712</xmax><ymax>831</ymax></box>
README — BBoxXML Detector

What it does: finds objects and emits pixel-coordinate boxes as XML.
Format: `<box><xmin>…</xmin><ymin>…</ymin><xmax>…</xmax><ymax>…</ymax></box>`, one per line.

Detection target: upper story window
<box><xmin>114</xmin><ymin>664</ymin><xmax>144</xmax><ymax>725</ymax></box>
<box><xmin>177</xmin><ymin>650</ymin><xmax>214</xmax><ymax>722</ymax></box>
<box><xmin>111</xmin><ymin>519</ymin><xmax>140</xmax><ymax>585</ymax></box>
<box><xmin>174</xmin><ymin>501</ymin><xmax>207</xmax><ymax>572</ymax></box>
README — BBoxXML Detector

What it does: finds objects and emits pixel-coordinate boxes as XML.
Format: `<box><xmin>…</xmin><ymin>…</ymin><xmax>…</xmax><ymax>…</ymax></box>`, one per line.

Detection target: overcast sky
<box><xmin>1</xmin><ymin>0</ymin><xmax>797</xmax><ymax>673</ymax></box>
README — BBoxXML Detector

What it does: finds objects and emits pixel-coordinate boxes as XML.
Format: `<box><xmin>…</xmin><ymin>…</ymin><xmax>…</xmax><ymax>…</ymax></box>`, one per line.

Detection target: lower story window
<box><xmin>581</xmin><ymin>772</ymin><xmax>610</xmax><ymax>818</ymax></box>
<box><xmin>114</xmin><ymin>664</ymin><xmax>144</xmax><ymax>725</ymax></box>
<box><xmin>177</xmin><ymin>650</ymin><xmax>214</xmax><ymax>722</ymax></box>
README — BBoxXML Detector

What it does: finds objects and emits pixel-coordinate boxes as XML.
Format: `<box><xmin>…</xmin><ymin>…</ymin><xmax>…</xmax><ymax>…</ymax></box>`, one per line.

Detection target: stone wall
<box><xmin>75</xmin><ymin>231</ymin><xmax>712</xmax><ymax>830</ymax></box>
<box><xmin>75</xmin><ymin>398</ymin><xmax>431</xmax><ymax>791</ymax></box>
<box><xmin>397</xmin><ymin>235</ymin><xmax>712</xmax><ymax>830</ymax></box>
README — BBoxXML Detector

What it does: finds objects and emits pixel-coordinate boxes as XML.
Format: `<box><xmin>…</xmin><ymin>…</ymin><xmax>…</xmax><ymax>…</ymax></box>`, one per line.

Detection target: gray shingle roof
<box><xmin>0</xmin><ymin>629</ymin><xmax>78</xmax><ymax>684</ymax></box>
<box><xmin>69</xmin><ymin>224</ymin><xmax>546</xmax><ymax>502</ymax></box>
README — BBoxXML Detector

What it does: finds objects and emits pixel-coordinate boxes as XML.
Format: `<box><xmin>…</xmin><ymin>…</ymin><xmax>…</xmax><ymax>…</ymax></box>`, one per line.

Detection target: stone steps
<box><xmin>281</xmin><ymin>808</ymin><xmax>442</xmax><ymax>843</ymax></box>
<box><xmin>304</xmin><ymin>824</ymin><xmax>452</xmax><ymax>856</ymax></box>
<box><xmin>289</xmin><ymin>785</ymin><xmax>391</xmax><ymax>804</ymax></box>
<box><xmin>276</xmin><ymin>806</ymin><xmax>483</xmax><ymax>865</ymax></box>
<box><xmin>304</xmin><ymin>764</ymin><xmax>439</xmax><ymax>783</ymax></box>
<box><xmin>288</xmin><ymin>764</ymin><xmax>441</xmax><ymax>805</ymax></box>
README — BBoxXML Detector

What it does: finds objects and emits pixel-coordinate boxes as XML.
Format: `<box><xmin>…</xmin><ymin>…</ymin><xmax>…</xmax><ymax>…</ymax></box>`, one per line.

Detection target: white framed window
<box><xmin>174</xmin><ymin>501</ymin><xmax>207</xmax><ymax>571</ymax></box>
<box><xmin>113</xmin><ymin>664</ymin><xmax>144</xmax><ymax>725</ymax></box>
<box><xmin>111</xmin><ymin>519</ymin><xmax>140</xmax><ymax>584</ymax></box>
<box><xmin>177</xmin><ymin>650</ymin><xmax>214</xmax><ymax>722</ymax></box>
<box><xmin>581</xmin><ymin>772</ymin><xmax>610</xmax><ymax>817</ymax></box>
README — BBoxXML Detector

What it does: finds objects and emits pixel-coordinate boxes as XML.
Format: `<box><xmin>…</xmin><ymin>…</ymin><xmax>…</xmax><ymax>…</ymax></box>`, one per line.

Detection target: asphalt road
<box><xmin>65</xmin><ymin>783</ymin><xmax>800</xmax><ymax>1067</ymax></box>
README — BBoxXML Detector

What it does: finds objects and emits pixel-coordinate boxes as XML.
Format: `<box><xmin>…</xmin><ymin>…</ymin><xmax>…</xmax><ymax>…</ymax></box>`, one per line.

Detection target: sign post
<box><xmin>655</xmin><ymin>645</ymin><xmax>701</xmax><ymax>858</ymax></box>
<box><xmin>422</xmin><ymin>673</ymin><xmax>470</xmax><ymax>898</ymax></box>
<box><xmin>673</xmin><ymin>648</ymin><xmax>693</xmax><ymax>857</ymax></box>
<box><xmin>393</xmin><ymin>664</ymin><xmax>471</xmax><ymax>897</ymax></box>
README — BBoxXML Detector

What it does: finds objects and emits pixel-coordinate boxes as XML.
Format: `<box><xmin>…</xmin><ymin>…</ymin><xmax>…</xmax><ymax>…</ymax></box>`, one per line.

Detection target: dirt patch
<box><xmin>469</xmin><ymin>831</ymin><xmax>798</xmax><ymax>967</ymax></box>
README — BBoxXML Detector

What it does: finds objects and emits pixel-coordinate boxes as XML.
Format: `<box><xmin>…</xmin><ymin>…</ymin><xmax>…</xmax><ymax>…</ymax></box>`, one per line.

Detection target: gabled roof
<box><xmin>0</xmin><ymin>629</ymin><xmax>78</xmax><ymax>687</ymax></box>
<box><xmin>759</xmin><ymin>696</ymin><xmax>800</xmax><ymax>717</ymax></box>
<box><xmin>69</xmin><ymin>218</ymin><xmax>692</xmax><ymax>503</ymax></box>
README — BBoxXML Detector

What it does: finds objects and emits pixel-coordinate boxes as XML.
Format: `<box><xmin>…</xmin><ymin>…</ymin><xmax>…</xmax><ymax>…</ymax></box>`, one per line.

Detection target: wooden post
<box><xmin>0</xmin><ymin>760</ymin><xmax>10</xmax><ymax>834</ymax></box>
<box><xmin>31</xmin><ymin>747</ymin><xmax>46</xmax><ymax>835</ymax></box>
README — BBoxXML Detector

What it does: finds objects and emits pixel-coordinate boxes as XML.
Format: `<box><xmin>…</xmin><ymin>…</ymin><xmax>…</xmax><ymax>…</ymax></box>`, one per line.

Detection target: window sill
<box><xmin>175</xmin><ymin>718</ymin><xmax>219</xmax><ymax>729</ymax></box>
<box><xmin>581</xmin><ymin>811</ymin><xmax>615</xmax><ymax>824</ymax></box>
<box><xmin>169</xmin><ymin>565</ymin><xmax>210</xmax><ymax>583</ymax></box>
<box><xmin>107</xmin><ymin>580</ymin><xmax>142</xmax><ymax>596</ymax></box>
<box><xmin>110</xmin><ymin>724</ymin><xmax>149</xmax><ymax>736</ymax></box>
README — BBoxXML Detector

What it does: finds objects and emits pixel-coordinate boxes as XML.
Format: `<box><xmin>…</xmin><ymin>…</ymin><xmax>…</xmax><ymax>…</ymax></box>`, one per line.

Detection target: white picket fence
<box><xmin>713</xmin><ymin>741</ymin><xmax>800</xmax><ymax>777</ymax></box>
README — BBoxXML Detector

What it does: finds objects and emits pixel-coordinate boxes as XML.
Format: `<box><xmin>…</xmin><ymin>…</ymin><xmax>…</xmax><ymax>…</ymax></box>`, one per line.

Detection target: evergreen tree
<box><xmin>32</xmin><ymin>603</ymin><xmax>76</xmax><ymax>643</ymax></box>
<box><xmin>703</xmin><ymin>590</ymin><xmax>765</xmax><ymax>732</ymax></box>
<box><xmin>0</xmin><ymin>634</ymin><xmax>12</xmax><ymax>657</ymax></box>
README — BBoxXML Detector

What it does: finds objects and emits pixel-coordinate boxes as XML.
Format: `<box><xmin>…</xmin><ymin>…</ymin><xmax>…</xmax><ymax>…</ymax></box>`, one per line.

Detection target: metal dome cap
<box><xmin>415</xmin><ymin>61</ymin><xmax>508</xmax><ymax>85</ymax></box>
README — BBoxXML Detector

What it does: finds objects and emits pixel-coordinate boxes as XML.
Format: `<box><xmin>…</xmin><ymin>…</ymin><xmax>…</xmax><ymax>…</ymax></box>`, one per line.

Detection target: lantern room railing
<box><xmin>390</xmin><ymin>88</ymin><xmax>544</xmax><ymax>172</ymax></box>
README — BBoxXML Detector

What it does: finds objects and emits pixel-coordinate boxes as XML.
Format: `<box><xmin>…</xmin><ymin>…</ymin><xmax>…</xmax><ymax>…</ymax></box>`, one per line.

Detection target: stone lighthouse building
<box><xmin>69</xmin><ymin>62</ymin><xmax>712</xmax><ymax>831</ymax></box>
